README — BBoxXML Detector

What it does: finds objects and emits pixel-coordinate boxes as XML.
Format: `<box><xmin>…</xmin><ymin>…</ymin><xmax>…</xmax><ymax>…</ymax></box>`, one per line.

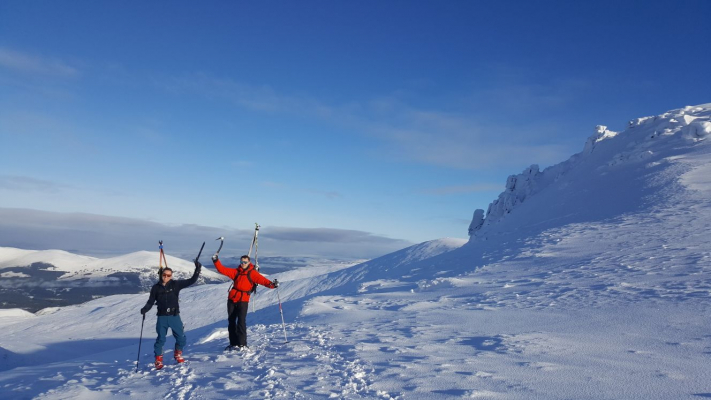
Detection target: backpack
<box><xmin>229</xmin><ymin>265</ymin><xmax>257</xmax><ymax>295</ymax></box>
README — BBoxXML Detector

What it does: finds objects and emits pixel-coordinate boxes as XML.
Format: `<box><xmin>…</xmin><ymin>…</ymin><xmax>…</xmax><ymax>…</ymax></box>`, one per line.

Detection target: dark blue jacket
<box><xmin>141</xmin><ymin>265</ymin><xmax>200</xmax><ymax>316</ymax></box>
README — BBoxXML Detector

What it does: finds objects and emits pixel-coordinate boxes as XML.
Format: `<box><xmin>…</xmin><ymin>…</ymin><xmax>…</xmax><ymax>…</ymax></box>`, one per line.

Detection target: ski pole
<box><xmin>250</xmin><ymin>224</ymin><xmax>260</xmax><ymax>314</ymax></box>
<box><xmin>276</xmin><ymin>285</ymin><xmax>288</xmax><ymax>343</ymax></box>
<box><xmin>136</xmin><ymin>313</ymin><xmax>146</xmax><ymax>373</ymax></box>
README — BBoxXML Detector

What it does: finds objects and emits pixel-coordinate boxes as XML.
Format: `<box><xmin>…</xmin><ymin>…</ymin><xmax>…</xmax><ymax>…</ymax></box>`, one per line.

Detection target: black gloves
<box><xmin>140</xmin><ymin>308</ymin><xmax>147</xmax><ymax>315</ymax></box>
<box><xmin>194</xmin><ymin>260</ymin><xmax>202</xmax><ymax>269</ymax></box>
<box><xmin>212</xmin><ymin>254</ymin><xmax>219</xmax><ymax>262</ymax></box>
<box><xmin>272</xmin><ymin>279</ymin><xmax>279</xmax><ymax>288</ymax></box>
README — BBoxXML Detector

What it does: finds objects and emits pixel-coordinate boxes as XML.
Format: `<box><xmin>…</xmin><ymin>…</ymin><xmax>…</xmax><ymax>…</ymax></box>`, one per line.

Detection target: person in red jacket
<box><xmin>212</xmin><ymin>253</ymin><xmax>278</xmax><ymax>351</ymax></box>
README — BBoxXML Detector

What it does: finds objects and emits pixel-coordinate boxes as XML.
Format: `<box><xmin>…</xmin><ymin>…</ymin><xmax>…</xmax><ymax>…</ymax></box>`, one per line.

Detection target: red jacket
<box><xmin>213</xmin><ymin>260</ymin><xmax>275</xmax><ymax>302</ymax></box>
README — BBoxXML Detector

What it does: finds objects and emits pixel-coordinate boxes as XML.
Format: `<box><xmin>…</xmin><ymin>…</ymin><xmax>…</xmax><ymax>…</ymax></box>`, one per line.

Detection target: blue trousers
<box><xmin>154</xmin><ymin>315</ymin><xmax>186</xmax><ymax>356</ymax></box>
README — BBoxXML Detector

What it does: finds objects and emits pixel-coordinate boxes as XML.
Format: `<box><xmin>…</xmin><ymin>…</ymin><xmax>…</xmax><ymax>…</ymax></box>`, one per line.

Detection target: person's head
<box><xmin>161</xmin><ymin>267</ymin><xmax>173</xmax><ymax>283</ymax></box>
<box><xmin>240</xmin><ymin>255</ymin><xmax>250</xmax><ymax>267</ymax></box>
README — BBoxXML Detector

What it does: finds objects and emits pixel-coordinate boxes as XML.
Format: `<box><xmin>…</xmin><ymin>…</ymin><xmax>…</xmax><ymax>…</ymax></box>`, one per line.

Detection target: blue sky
<box><xmin>1</xmin><ymin>1</ymin><xmax>710</xmax><ymax>257</ymax></box>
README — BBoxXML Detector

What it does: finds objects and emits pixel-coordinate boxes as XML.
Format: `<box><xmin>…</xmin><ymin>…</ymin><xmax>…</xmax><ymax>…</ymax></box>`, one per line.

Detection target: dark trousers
<box><xmin>227</xmin><ymin>301</ymin><xmax>249</xmax><ymax>346</ymax></box>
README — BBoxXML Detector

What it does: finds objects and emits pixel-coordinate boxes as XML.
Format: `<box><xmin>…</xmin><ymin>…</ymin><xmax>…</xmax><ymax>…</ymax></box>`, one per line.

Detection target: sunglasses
<box><xmin>241</xmin><ymin>260</ymin><xmax>250</xmax><ymax>264</ymax></box>
<box><xmin>162</xmin><ymin>273</ymin><xmax>172</xmax><ymax>277</ymax></box>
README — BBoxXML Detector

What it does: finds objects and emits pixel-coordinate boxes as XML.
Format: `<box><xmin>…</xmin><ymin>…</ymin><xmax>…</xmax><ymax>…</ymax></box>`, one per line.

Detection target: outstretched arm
<box><xmin>251</xmin><ymin>270</ymin><xmax>277</xmax><ymax>289</ymax></box>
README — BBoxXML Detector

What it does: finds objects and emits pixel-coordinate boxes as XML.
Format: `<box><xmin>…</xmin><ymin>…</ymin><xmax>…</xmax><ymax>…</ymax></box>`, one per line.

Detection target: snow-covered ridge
<box><xmin>0</xmin><ymin>247</ymin><xmax>228</xmax><ymax>312</ymax></box>
<box><xmin>0</xmin><ymin>308</ymin><xmax>35</xmax><ymax>319</ymax></box>
<box><xmin>469</xmin><ymin>103</ymin><xmax>711</xmax><ymax>237</ymax></box>
<box><xmin>354</xmin><ymin>237</ymin><xmax>467</xmax><ymax>274</ymax></box>
<box><xmin>0</xmin><ymin>248</ymin><xmax>95</xmax><ymax>271</ymax></box>
<box><xmin>376</xmin><ymin>237</ymin><xmax>467</xmax><ymax>267</ymax></box>
<box><xmin>0</xmin><ymin>247</ymin><xmax>225</xmax><ymax>282</ymax></box>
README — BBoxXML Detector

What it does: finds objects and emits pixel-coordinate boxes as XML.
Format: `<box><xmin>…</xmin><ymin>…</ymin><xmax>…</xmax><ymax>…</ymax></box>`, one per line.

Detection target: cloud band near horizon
<box><xmin>0</xmin><ymin>208</ymin><xmax>413</xmax><ymax>260</ymax></box>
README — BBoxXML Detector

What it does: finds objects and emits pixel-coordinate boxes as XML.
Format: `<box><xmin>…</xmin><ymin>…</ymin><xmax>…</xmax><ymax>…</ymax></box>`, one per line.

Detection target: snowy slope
<box><xmin>1</xmin><ymin>104</ymin><xmax>711</xmax><ymax>399</ymax></box>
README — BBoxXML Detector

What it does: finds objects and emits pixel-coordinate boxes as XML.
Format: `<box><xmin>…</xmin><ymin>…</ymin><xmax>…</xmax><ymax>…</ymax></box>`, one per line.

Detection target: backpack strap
<box><xmin>232</xmin><ymin>265</ymin><xmax>255</xmax><ymax>294</ymax></box>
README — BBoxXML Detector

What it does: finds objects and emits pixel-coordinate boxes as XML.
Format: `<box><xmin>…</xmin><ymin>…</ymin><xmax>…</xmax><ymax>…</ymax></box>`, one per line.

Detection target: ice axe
<box><xmin>214</xmin><ymin>236</ymin><xmax>225</xmax><ymax>258</ymax></box>
<box><xmin>195</xmin><ymin>241</ymin><xmax>205</xmax><ymax>263</ymax></box>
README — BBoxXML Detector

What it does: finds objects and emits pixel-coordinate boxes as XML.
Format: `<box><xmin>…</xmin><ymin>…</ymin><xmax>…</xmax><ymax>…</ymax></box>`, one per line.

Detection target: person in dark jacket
<box><xmin>140</xmin><ymin>261</ymin><xmax>201</xmax><ymax>369</ymax></box>
<box><xmin>212</xmin><ymin>254</ymin><xmax>278</xmax><ymax>351</ymax></box>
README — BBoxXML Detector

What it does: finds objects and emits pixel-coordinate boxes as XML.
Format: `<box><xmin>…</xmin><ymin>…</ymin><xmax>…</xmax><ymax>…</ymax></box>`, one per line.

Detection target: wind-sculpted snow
<box><xmin>2</xmin><ymin>104</ymin><xmax>711</xmax><ymax>399</ymax></box>
<box><xmin>470</xmin><ymin>103</ymin><xmax>711</xmax><ymax>238</ymax></box>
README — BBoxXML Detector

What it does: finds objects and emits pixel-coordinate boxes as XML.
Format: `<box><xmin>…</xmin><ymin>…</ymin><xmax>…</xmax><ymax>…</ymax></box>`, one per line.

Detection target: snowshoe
<box><xmin>174</xmin><ymin>350</ymin><xmax>184</xmax><ymax>363</ymax></box>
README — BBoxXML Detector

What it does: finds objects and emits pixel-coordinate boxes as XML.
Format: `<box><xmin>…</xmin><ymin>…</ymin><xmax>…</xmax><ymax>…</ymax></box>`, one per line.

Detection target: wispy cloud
<box><xmin>231</xmin><ymin>160</ymin><xmax>254</xmax><ymax>168</ymax></box>
<box><xmin>0</xmin><ymin>47</ymin><xmax>79</xmax><ymax>77</ymax></box>
<box><xmin>158</xmin><ymin>73</ymin><xmax>347</xmax><ymax>121</ymax></box>
<box><xmin>260</xmin><ymin>181</ymin><xmax>286</xmax><ymax>189</ymax></box>
<box><xmin>157</xmin><ymin>71</ymin><xmax>587</xmax><ymax>171</ymax></box>
<box><xmin>0</xmin><ymin>175</ymin><xmax>124</xmax><ymax>198</ymax></box>
<box><xmin>260</xmin><ymin>181</ymin><xmax>342</xmax><ymax>200</ymax></box>
<box><xmin>358</xmin><ymin>93</ymin><xmax>577</xmax><ymax>170</ymax></box>
<box><xmin>266</xmin><ymin>227</ymin><xmax>403</xmax><ymax>244</ymax></box>
<box><xmin>304</xmin><ymin>189</ymin><xmax>342</xmax><ymax>199</ymax></box>
<box><xmin>0</xmin><ymin>175</ymin><xmax>73</xmax><ymax>194</ymax></box>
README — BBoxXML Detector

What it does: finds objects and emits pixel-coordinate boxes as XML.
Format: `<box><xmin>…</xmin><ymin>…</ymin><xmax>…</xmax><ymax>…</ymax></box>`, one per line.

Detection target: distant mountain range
<box><xmin>0</xmin><ymin>248</ymin><xmax>228</xmax><ymax>312</ymax></box>
<box><xmin>0</xmin><ymin>247</ymin><xmax>362</xmax><ymax>312</ymax></box>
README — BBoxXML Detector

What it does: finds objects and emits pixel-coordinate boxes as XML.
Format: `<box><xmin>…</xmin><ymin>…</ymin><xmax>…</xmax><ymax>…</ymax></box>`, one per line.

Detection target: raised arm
<box><xmin>213</xmin><ymin>257</ymin><xmax>237</xmax><ymax>280</ymax></box>
<box><xmin>176</xmin><ymin>261</ymin><xmax>202</xmax><ymax>290</ymax></box>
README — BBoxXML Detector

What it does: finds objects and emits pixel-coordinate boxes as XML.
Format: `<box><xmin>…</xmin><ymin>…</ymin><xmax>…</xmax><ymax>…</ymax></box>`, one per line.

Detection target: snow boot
<box><xmin>155</xmin><ymin>355</ymin><xmax>164</xmax><ymax>370</ymax></box>
<box><xmin>174</xmin><ymin>350</ymin><xmax>185</xmax><ymax>363</ymax></box>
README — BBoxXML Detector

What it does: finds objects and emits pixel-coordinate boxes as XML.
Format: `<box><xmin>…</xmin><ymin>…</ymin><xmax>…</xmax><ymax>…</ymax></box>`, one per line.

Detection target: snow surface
<box><xmin>2</xmin><ymin>104</ymin><xmax>711</xmax><ymax>399</ymax></box>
